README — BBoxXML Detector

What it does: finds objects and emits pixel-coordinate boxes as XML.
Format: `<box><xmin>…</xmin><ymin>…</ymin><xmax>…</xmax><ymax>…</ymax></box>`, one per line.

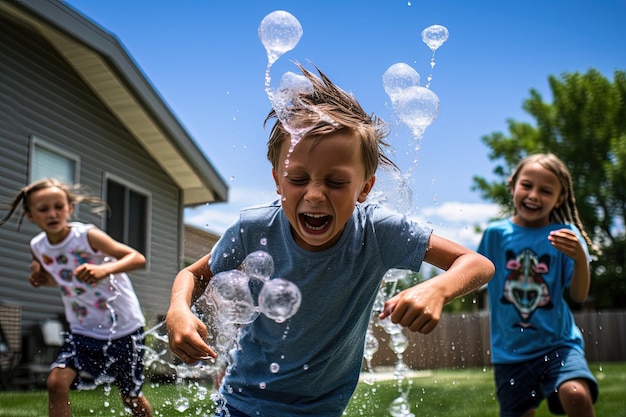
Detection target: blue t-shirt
<box><xmin>209</xmin><ymin>200</ymin><xmax>432</xmax><ymax>417</ymax></box>
<box><xmin>477</xmin><ymin>218</ymin><xmax>589</xmax><ymax>364</ymax></box>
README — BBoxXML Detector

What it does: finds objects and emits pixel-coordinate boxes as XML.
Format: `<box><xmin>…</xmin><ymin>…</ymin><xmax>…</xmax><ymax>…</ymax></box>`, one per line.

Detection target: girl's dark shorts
<box><xmin>52</xmin><ymin>328</ymin><xmax>146</xmax><ymax>397</ymax></box>
<box><xmin>494</xmin><ymin>346</ymin><xmax>598</xmax><ymax>417</ymax></box>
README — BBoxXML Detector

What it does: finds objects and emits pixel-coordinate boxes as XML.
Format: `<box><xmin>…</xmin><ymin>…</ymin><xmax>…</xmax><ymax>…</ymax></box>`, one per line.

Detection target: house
<box><xmin>0</xmin><ymin>0</ymin><xmax>227</xmax><ymax>358</ymax></box>
<box><xmin>183</xmin><ymin>224</ymin><xmax>220</xmax><ymax>267</ymax></box>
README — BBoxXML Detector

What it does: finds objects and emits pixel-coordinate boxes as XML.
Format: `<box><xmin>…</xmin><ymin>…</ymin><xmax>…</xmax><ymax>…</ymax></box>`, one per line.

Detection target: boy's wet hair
<box><xmin>509</xmin><ymin>153</ymin><xmax>596</xmax><ymax>252</ymax></box>
<box><xmin>265</xmin><ymin>62</ymin><xmax>397</xmax><ymax>179</ymax></box>
<box><xmin>0</xmin><ymin>178</ymin><xmax>107</xmax><ymax>230</ymax></box>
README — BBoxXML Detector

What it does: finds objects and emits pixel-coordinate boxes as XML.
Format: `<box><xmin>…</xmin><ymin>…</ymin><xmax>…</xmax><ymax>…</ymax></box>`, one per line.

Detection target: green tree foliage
<box><xmin>472</xmin><ymin>69</ymin><xmax>626</xmax><ymax>309</ymax></box>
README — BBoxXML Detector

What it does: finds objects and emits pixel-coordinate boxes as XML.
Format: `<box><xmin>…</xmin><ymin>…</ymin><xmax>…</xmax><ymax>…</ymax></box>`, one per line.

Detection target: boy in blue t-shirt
<box><xmin>166</xmin><ymin>63</ymin><xmax>495</xmax><ymax>417</ymax></box>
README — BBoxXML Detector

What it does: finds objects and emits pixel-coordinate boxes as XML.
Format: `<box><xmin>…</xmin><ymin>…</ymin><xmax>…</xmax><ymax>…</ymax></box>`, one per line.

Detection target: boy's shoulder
<box><xmin>241</xmin><ymin>200</ymin><xmax>281</xmax><ymax>212</ymax></box>
<box><xmin>238</xmin><ymin>200</ymin><xmax>284</xmax><ymax>227</ymax></box>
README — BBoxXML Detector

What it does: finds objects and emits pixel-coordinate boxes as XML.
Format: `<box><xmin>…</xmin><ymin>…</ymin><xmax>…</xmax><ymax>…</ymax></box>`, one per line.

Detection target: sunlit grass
<box><xmin>0</xmin><ymin>363</ymin><xmax>623</xmax><ymax>417</ymax></box>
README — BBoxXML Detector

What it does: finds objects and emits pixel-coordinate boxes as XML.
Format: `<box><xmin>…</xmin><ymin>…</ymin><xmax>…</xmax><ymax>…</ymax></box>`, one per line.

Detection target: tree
<box><xmin>472</xmin><ymin>69</ymin><xmax>626</xmax><ymax>309</ymax></box>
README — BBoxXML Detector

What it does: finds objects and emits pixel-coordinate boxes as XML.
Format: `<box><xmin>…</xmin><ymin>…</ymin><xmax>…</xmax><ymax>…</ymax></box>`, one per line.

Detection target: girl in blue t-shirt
<box><xmin>478</xmin><ymin>153</ymin><xmax>598</xmax><ymax>417</ymax></box>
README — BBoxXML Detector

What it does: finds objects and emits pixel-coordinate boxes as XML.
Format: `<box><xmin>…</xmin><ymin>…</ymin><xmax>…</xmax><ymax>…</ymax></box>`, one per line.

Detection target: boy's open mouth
<box><xmin>299</xmin><ymin>213</ymin><xmax>331</xmax><ymax>232</ymax></box>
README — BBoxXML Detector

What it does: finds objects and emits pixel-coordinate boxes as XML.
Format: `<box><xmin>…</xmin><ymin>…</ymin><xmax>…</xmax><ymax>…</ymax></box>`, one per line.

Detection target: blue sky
<box><xmin>64</xmin><ymin>0</ymin><xmax>626</xmax><ymax>250</ymax></box>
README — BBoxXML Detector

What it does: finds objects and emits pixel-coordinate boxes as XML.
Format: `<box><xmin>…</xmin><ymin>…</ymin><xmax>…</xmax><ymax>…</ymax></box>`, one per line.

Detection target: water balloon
<box><xmin>421</xmin><ymin>24</ymin><xmax>449</xmax><ymax>51</ymax></box>
<box><xmin>258</xmin><ymin>278</ymin><xmax>302</xmax><ymax>323</ymax></box>
<box><xmin>258</xmin><ymin>10</ymin><xmax>303</xmax><ymax>65</ymax></box>
<box><xmin>270</xmin><ymin>71</ymin><xmax>313</xmax><ymax>136</ymax></box>
<box><xmin>209</xmin><ymin>270</ymin><xmax>259</xmax><ymax>324</ymax></box>
<box><xmin>382</xmin><ymin>63</ymin><xmax>420</xmax><ymax>107</ymax></box>
<box><xmin>396</xmin><ymin>85</ymin><xmax>440</xmax><ymax>140</ymax></box>
<box><xmin>278</xmin><ymin>71</ymin><xmax>312</xmax><ymax>94</ymax></box>
<box><xmin>243</xmin><ymin>250</ymin><xmax>275</xmax><ymax>281</ymax></box>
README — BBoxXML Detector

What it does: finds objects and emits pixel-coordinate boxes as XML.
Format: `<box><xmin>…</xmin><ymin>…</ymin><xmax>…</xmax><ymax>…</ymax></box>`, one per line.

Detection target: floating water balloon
<box><xmin>421</xmin><ymin>24</ymin><xmax>449</xmax><ymax>51</ymax></box>
<box><xmin>421</xmin><ymin>24</ymin><xmax>449</xmax><ymax>88</ymax></box>
<box><xmin>396</xmin><ymin>85</ymin><xmax>440</xmax><ymax>141</ymax></box>
<box><xmin>258</xmin><ymin>278</ymin><xmax>302</xmax><ymax>323</ymax></box>
<box><xmin>382</xmin><ymin>63</ymin><xmax>420</xmax><ymax>108</ymax></box>
<box><xmin>209</xmin><ymin>270</ymin><xmax>259</xmax><ymax>324</ymax></box>
<box><xmin>258</xmin><ymin>10</ymin><xmax>303</xmax><ymax>66</ymax></box>
<box><xmin>243</xmin><ymin>250</ymin><xmax>275</xmax><ymax>281</ymax></box>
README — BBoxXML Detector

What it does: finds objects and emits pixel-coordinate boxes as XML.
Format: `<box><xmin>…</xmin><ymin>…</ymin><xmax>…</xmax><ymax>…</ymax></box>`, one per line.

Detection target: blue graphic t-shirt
<box><xmin>209</xmin><ymin>200</ymin><xmax>432</xmax><ymax>417</ymax></box>
<box><xmin>477</xmin><ymin>218</ymin><xmax>589</xmax><ymax>364</ymax></box>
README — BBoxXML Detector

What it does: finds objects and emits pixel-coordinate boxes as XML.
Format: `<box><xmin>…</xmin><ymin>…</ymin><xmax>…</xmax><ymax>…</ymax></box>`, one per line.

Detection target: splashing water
<box><xmin>259</xmin><ymin>10</ymin><xmax>303</xmax><ymax>124</ymax></box>
<box><xmin>362</xmin><ymin>327</ymin><xmax>379</xmax><ymax>385</ymax></box>
<box><xmin>271</xmin><ymin>71</ymin><xmax>315</xmax><ymax>153</ymax></box>
<box><xmin>366</xmin><ymin>269</ymin><xmax>418</xmax><ymax>416</ymax></box>
<box><xmin>380</xmin><ymin>26</ymin><xmax>448</xmax><ymax>210</ymax></box>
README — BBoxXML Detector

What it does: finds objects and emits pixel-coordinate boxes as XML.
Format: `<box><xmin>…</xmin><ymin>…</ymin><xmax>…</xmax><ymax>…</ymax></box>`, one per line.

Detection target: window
<box><xmin>29</xmin><ymin>137</ymin><xmax>79</xmax><ymax>185</ymax></box>
<box><xmin>105</xmin><ymin>177</ymin><xmax>150</xmax><ymax>259</ymax></box>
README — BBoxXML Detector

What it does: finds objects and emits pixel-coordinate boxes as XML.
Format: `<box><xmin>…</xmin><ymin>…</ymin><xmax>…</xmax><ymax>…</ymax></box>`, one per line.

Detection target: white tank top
<box><xmin>30</xmin><ymin>223</ymin><xmax>145</xmax><ymax>340</ymax></box>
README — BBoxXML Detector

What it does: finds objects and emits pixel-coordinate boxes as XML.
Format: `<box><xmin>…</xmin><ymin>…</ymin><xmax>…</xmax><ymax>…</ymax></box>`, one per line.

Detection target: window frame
<box><xmin>28</xmin><ymin>136</ymin><xmax>81</xmax><ymax>216</ymax></box>
<box><xmin>102</xmin><ymin>173</ymin><xmax>152</xmax><ymax>270</ymax></box>
<box><xmin>29</xmin><ymin>136</ymin><xmax>80</xmax><ymax>186</ymax></box>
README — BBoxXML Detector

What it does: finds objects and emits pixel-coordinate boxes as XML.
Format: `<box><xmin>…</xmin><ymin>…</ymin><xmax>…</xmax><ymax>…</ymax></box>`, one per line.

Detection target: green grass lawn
<box><xmin>1</xmin><ymin>363</ymin><xmax>624</xmax><ymax>416</ymax></box>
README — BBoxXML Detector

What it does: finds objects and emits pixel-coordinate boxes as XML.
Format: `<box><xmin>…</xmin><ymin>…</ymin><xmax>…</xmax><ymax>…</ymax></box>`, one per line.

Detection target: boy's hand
<box><xmin>379</xmin><ymin>280</ymin><xmax>446</xmax><ymax>334</ymax></box>
<box><xmin>165</xmin><ymin>306</ymin><xmax>217</xmax><ymax>363</ymax></box>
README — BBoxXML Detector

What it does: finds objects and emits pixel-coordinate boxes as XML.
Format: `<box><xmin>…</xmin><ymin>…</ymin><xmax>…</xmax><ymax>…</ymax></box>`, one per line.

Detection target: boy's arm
<box><xmin>548</xmin><ymin>228</ymin><xmax>590</xmax><ymax>303</ymax></box>
<box><xmin>379</xmin><ymin>234</ymin><xmax>494</xmax><ymax>334</ymax></box>
<box><xmin>165</xmin><ymin>253</ymin><xmax>217</xmax><ymax>363</ymax></box>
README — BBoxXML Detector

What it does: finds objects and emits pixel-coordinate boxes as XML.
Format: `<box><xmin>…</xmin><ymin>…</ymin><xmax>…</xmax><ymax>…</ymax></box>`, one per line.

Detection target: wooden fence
<box><xmin>370</xmin><ymin>310</ymin><xmax>626</xmax><ymax>370</ymax></box>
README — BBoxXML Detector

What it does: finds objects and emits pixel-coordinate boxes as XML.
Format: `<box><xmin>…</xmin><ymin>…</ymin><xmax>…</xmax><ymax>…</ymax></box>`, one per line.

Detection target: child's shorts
<box><xmin>52</xmin><ymin>328</ymin><xmax>146</xmax><ymax>397</ymax></box>
<box><xmin>494</xmin><ymin>346</ymin><xmax>598</xmax><ymax>417</ymax></box>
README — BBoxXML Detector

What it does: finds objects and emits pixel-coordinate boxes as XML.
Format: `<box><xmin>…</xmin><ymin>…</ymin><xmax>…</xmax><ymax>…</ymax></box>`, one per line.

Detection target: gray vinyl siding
<box><xmin>1</xmin><ymin>12</ymin><xmax>180</xmax><ymax>329</ymax></box>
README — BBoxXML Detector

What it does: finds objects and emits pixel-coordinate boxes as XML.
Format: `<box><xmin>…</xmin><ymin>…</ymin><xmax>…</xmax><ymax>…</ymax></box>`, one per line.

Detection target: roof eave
<box><xmin>3</xmin><ymin>0</ymin><xmax>228</xmax><ymax>206</ymax></box>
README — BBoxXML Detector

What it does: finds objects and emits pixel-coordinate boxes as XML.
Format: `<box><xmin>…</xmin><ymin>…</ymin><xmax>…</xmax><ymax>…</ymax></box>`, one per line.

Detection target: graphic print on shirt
<box><xmin>42</xmin><ymin>248</ymin><xmax>111</xmax><ymax>324</ymax></box>
<box><xmin>71</xmin><ymin>250</ymin><xmax>91</xmax><ymax>266</ymax></box>
<box><xmin>502</xmin><ymin>248</ymin><xmax>553</xmax><ymax>329</ymax></box>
